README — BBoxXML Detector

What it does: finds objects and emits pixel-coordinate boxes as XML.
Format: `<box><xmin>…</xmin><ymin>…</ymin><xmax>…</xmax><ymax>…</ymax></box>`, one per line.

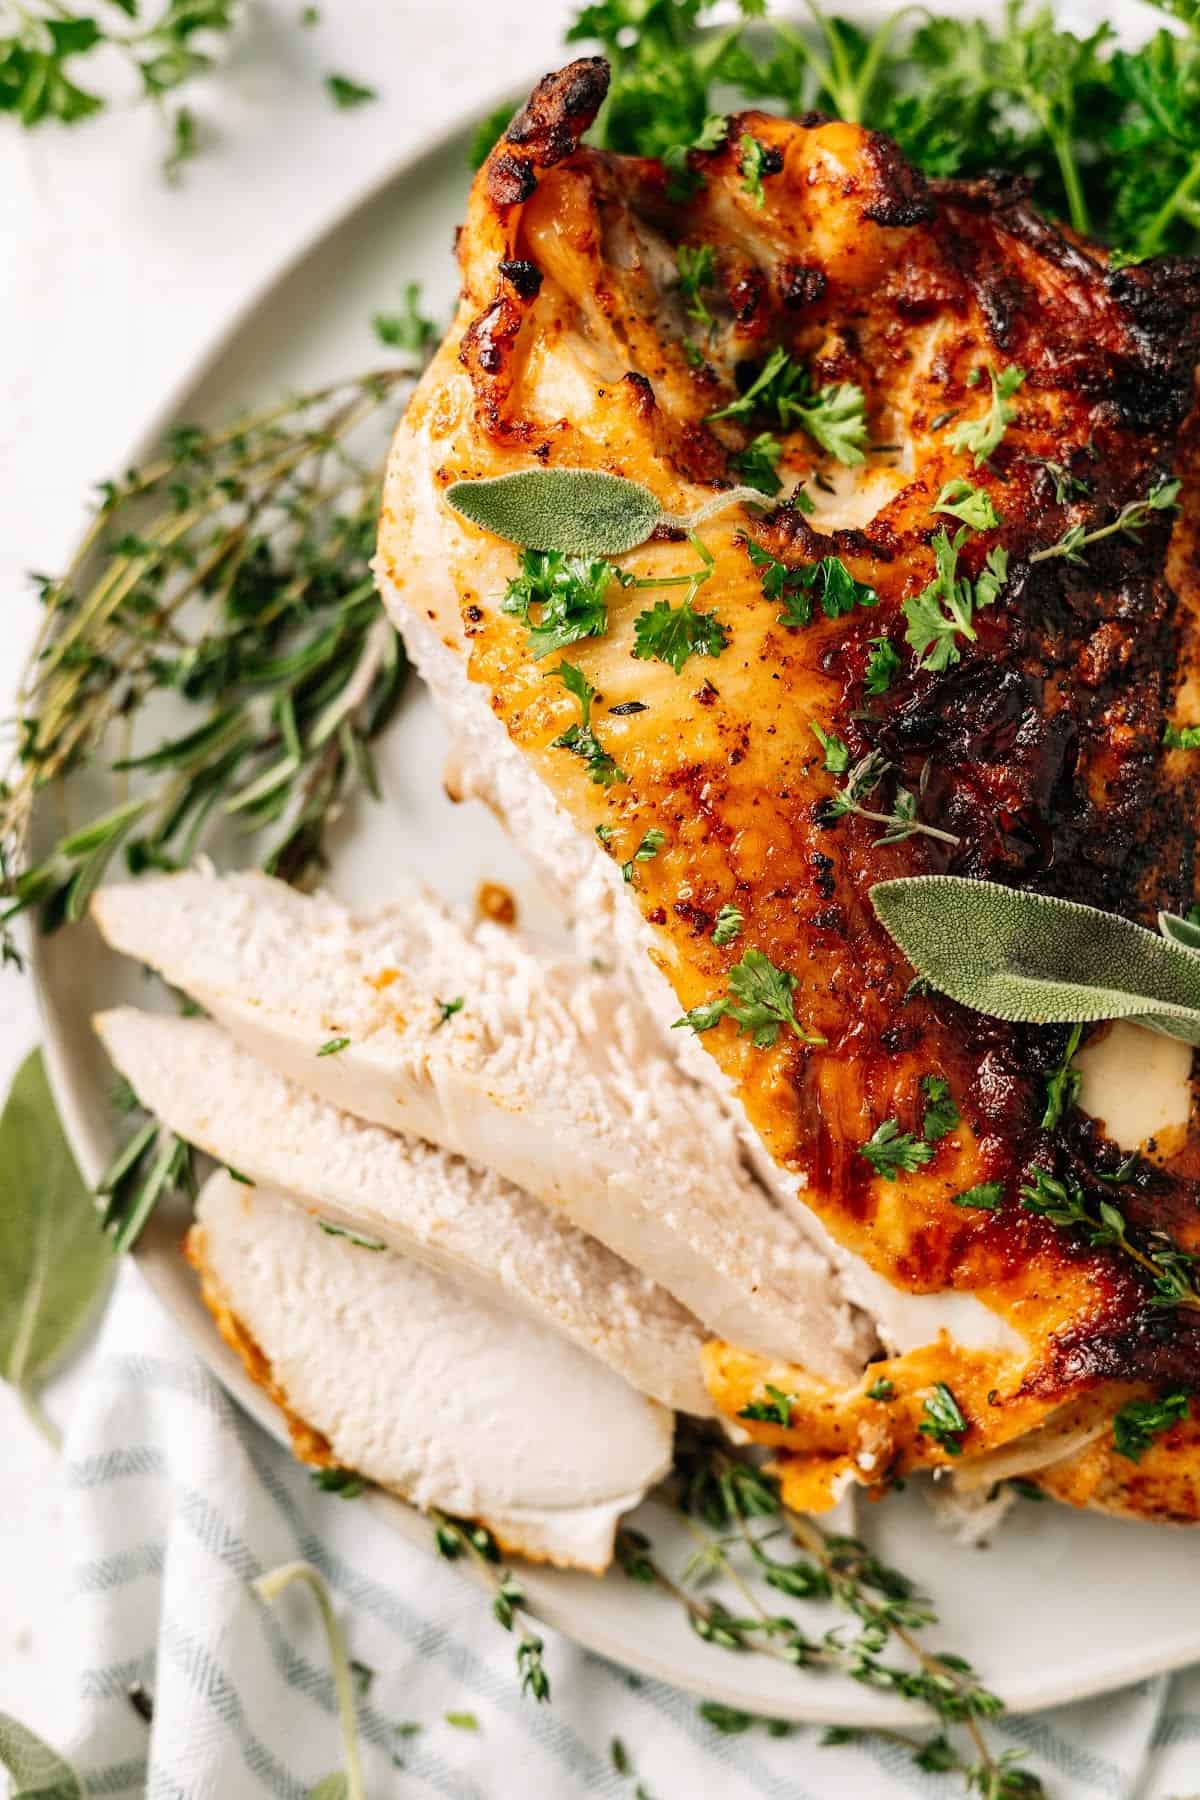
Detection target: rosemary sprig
<box><xmin>1</xmin><ymin>367</ymin><xmax>417</xmax><ymax>969</ymax></box>
<box><xmin>431</xmin><ymin>1511</ymin><xmax>551</xmax><ymax>1701</ymax></box>
<box><xmin>618</xmin><ymin>1431</ymin><xmax>1043</xmax><ymax>1797</ymax></box>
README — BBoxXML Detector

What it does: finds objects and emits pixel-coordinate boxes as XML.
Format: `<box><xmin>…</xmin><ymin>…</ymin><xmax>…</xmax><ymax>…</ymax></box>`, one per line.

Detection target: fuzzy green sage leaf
<box><xmin>0</xmin><ymin>1050</ymin><xmax>113</xmax><ymax>1447</ymax></box>
<box><xmin>0</xmin><ymin>1712</ymin><xmax>85</xmax><ymax>1800</ymax></box>
<box><xmin>871</xmin><ymin>877</ymin><xmax>1200</xmax><ymax>1046</ymax></box>
<box><xmin>447</xmin><ymin>469</ymin><xmax>663</xmax><ymax>556</ymax></box>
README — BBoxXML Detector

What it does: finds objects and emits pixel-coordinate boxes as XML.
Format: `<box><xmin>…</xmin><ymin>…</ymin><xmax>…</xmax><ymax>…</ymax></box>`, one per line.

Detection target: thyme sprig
<box><xmin>1020</xmin><ymin>1167</ymin><xmax>1200</xmax><ymax>1312</ymax></box>
<box><xmin>1</xmin><ymin>368</ymin><xmax>416</xmax><ymax>969</ymax></box>
<box><xmin>431</xmin><ymin>1511</ymin><xmax>551</xmax><ymax>1701</ymax></box>
<box><xmin>619</xmin><ymin>1432</ymin><xmax>1043</xmax><ymax>1797</ymax></box>
<box><xmin>826</xmin><ymin>750</ymin><xmax>960</xmax><ymax>847</ymax></box>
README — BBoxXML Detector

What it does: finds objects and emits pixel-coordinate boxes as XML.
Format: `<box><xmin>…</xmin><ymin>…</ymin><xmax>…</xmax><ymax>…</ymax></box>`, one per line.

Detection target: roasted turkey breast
<box><xmin>376</xmin><ymin>57</ymin><xmax>1200</xmax><ymax>1517</ymax></box>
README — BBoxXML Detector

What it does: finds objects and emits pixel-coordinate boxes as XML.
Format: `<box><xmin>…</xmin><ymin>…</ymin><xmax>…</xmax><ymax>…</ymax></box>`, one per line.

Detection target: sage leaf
<box><xmin>0</xmin><ymin>1713</ymin><xmax>85</xmax><ymax>1799</ymax></box>
<box><xmin>0</xmin><ymin>1050</ymin><xmax>113</xmax><ymax>1447</ymax></box>
<box><xmin>447</xmin><ymin>468</ymin><xmax>663</xmax><ymax>556</ymax></box>
<box><xmin>1159</xmin><ymin>910</ymin><xmax>1200</xmax><ymax>954</ymax></box>
<box><xmin>870</xmin><ymin>876</ymin><xmax>1200</xmax><ymax>1046</ymax></box>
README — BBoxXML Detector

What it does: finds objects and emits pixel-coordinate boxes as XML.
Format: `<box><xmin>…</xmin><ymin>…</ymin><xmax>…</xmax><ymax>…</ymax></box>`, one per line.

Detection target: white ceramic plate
<box><xmin>32</xmin><ymin>2</ymin><xmax>1200</xmax><ymax>1728</ymax></box>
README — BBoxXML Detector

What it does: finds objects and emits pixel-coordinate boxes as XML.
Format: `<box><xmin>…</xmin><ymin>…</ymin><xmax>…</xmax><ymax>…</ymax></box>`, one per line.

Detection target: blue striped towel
<box><xmin>59</xmin><ymin>1271</ymin><xmax>1199</xmax><ymax>1799</ymax></box>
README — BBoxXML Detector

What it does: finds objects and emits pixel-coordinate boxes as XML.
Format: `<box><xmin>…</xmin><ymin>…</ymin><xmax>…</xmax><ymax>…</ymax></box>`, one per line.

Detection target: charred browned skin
<box><xmin>382</xmin><ymin>58</ymin><xmax>1200</xmax><ymax>1504</ymax></box>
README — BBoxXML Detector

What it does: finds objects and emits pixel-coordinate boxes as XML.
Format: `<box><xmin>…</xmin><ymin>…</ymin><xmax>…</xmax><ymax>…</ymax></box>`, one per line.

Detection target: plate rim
<box><xmin>28</xmin><ymin>10</ymin><xmax>1200</xmax><ymax>1729</ymax></box>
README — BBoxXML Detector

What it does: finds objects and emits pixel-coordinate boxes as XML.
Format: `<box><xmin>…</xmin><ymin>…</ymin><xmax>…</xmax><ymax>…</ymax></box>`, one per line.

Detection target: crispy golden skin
<box><xmin>378</xmin><ymin>59</ymin><xmax>1200</xmax><ymax>1515</ymax></box>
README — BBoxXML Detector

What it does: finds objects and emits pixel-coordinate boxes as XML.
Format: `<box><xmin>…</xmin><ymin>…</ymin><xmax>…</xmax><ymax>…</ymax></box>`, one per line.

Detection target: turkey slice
<box><xmin>95</xmin><ymin>1007</ymin><xmax>710</xmax><ymax>1415</ymax></box>
<box><xmin>92</xmin><ymin>871</ymin><xmax>870</xmax><ymax>1379</ymax></box>
<box><xmin>191</xmin><ymin>1170</ymin><xmax>671</xmax><ymax>1570</ymax></box>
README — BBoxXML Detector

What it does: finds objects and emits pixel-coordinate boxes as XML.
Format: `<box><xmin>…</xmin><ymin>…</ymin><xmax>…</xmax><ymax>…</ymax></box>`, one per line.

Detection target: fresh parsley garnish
<box><xmin>1041</xmin><ymin>1023</ymin><xmax>1083</xmax><ymax>1130</ymax></box>
<box><xmin>903</xmin><ymin>527</ymin><xmax>1008</xmax><ymax>671</ymax></box>
<box><xmin>373</xmin><ymin>282</ymin><xmax>437</xmax><ymax>355</ymax></box>
<box><xmin>325</xmin><ymin>71</ymin><xmax>377</xmax><ymax>109</ymax></box>
<box><xmin>920</xmin><ymin>1074</ymin><xmax>959</xmax><ymax>1142</ymax></box>
<box><xmin>738</xmin><ymin>1383</ymin><xmax>796</xmax><ymax>1425</ymax></box>
<box><xmin>318</xmin><ymin>1220</ymin><xmax>387</xmax><ymax>1250</ymax></box>
<box><xmin>674</xmin><ymin>948</ymin><xmax>823</xmax><ymax>1048</ymax></box>
<box><xmin>810</xmin><ymin>722</ymin><xmax>851</xmax><ymax>774</ymax></box>
<box><xmin>503</xmin><ymin>549</ymin><xmax>616</xmax><ymax>659</ymax></box>
<box><xmin>712</xmin><ymin>903</ymin><xmax>744</xmax><ymax>946</ymax></box>
<box><xmin>311</xmin><ymin>1466</ymin><xmax>365</xmax><ymax>1497</ymax></box>
<box><xmin>859</xmin><ymin>1118</ymin><xmax>936</xmax><ymax>1180</ymax></box>
<box><xmin>729</xmin><ymin>432</ymin><xmax>784</xmax><ymax>496</ymax></box>
<box><xmin>1112</xmin><ymin>1392</ymin><xmax>1190</xmax><ymax>1463</ymax></box>
<box><xmin>951</xmin><ymin>1183</ymin><xmax>1005</xmax><ymax>1211</ymax></box>
<box><xmin>434</xmin><ymin>996</ymin><xmax>464</xmax><ymax>1030</ymax></box>
<box><xmin>710</xmin><ymin>348</ymin><xmax>868</xmax><ymax>465</ymax></box>
<box><xmin>317</xmin><ymin>1036</ymin><xmax>350</xmax><ymax>1056</ymax></box>
<box><xmin>934</xmin><ymin>478</ymin><xmax>1002</xmax><ymax>531</ymax></box>
<box><xmin>677</xmin><ymin>242</ymin><xmax>717</xmax><ymax>331</ymax></box>
<box><xmin>742</xmin><ymin>539</ymin><xmax>877</xmax><ymax>627</ymax></box>
<box><xmin>1165</xmin><ymin>721</ymin><xmax>1200</xmax><ymax>750</ymax></box>
<box><xmin>864</xmin><ymin>636</ymin><xmax>901</xmax><ymax>696</ymax></box>
<box><xmin>622</xmin><ymin>827</ymin><xmax>666</xmax><ymax>882</ymax></box>
<box><xmin>866</xmin><ymin>1376</ymin><xmax>896</xmax><ymax>1402</ymax></box>
<box><xmin>738</xmin><ymin>132</ymin><xmax>770</xmax><ymax>205</ymax></box>
<box><xmin>918</xmin><ymin>1383</ymin><xmax>968</xmax><ymax>1455</ymax></box>
<box><xmin>633</xmin><ymin>599</ymin><xmax>728</xmax><ymax>674</ymax></box>
<box><xmin>549</xmin><ymin>662</ymin><xmax>628</xmax><ymax>788</ymax></box>
<box><xmin>950</xmin><ymin>365</ymin><xmax>1025</xmax><ymax>465</ymax></box>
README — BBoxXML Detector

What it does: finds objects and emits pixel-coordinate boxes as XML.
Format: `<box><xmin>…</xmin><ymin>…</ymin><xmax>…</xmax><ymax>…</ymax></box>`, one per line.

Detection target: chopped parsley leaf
<box><xmin>934</xmin><ymin>477</ymin><xmax>1002</xmax><ymax>531</ymax></box>
<box><xmin>951</xmin><ymin>1183</ymin><xmax>1006</xmax><ymax>1211</ymax></box>
<box><xmin>864</xmin><ymin>636</ymin><xmax>901</xmax><ymax>695</ymax></box>
<box><xmin>317</xmin><ymin>1036</ymin><xmax>350</xmax><ymax>1056</ymax></box>
<box><xmin>738</xmin><ymin>1383</ymin><xmax>796</xmax><ymax>1426</ymax></box>
<box><xmin>738</xmin><ymin>132</ymin><xmax>770</xmax><ymax>205</ymax></box>
<box><xmin>677</xmin><ymin>243</ymin><xmax>717</xmax><ymax>331</ymax></box>
<box><xmin>710</xmin><ymin>348</ymin><xmax>868</xmax><ymax>465</ymax></box>
<box><xmin>921</xmin><ymin>1074</ymin><xmax>959</xmax><ymax>1142</ymax></box>
<box><xmin>729</xmin><ymin>431</ymin><xmax>784</xmax><ymax>496</ymax></box>
<box><xmin>502</xmin><ymin>548</ymin><xmax>616</xmax><ymax>659</ymax></box>
<box><xmin>1113</xmin><ymin>1391</ymin><xmax>1190</xmax><ymax>1462</ymax></box>
<box><xmin>549</xmin><ymin>662</ymin><xmax>628</xmax><ymax>788</ymax></box>
<box><xmin>918</xmin><ymin>1382</ymin><xmax>968</xmax><ymax>1455</ymax></box>
<box><xmin>903</xmin><ymin>527</ymin><xmax>1008</xmax><ymax>672</ymax></box>
<box><xmin>318</xmin><ymin>1220</ymin><xmax>387</xmax><ymax>1250</ymax></box>
<box><xmin>1041</xmin><ymin>1023</ymin><xmax>1083</xmax><ymax>1129</ymax></box>
<box><xmin>858</xmin><ymin>1118</ymin><xmax>936</xmax><ymax>1180</ymax></box>
<box><xmin>434</xmin><ymin>996</ymin><xmax>464</xmax><ymax>1030</ymax></box>
<box><xmin>743</xmin><ymin>538</ymin><xmax>877</xmax><ymax>628</ymax></box>
<box><xmin>372</xmin><ymin>282</ymin><xmax>436</xmax><ymax>355</ymax></box>
<box><xmin>633</xmin><ymin>598</ymin><xmax>728</xmax><ymax>674</ymax></box>
<box><xmin>445</xmin><ymin>1711</ymin><xmax>480</xmax><ymax>1731</ymax></box>
<box><xmin>866</xmin><ymin>1376</ymin><xmax>896</xmax><ymax>1402</ymax></box>
<box><xmin>950</xmin><ymin>364</ymin><xmax>1026</xmax><ymax>465</ymax></box>
<box><xmin>311</xmin><ymin>1466</ymin><xmax>365</xmax><ymax>1496</ymax></box>
<box><xmin>1165</xmin><ymin>721</ymin><xmax>1200</xmax><ymax>750</ymax></box>
<box><xmin>325</xmin><ymin>72</ymin><xmax>377</xmax><ymax>109</ymax></box>
<box><xmin>711</xmin><ymin>903</ymin><xmax>744</xmax><ymax>946</ymax></box>
<box><xmin>810</xmin><ymin>722</ymin><xmax>851</xmax><ymax>774</ymax></box>
<box><xmin>622</xmin><ymin>827</ymin><xmax>666</xmax><ymax>882</ymax></box>
<box><xmin>674</xmin><ymin>948</ymin><xmax>823</xmax><ymax>1048</ymax></box>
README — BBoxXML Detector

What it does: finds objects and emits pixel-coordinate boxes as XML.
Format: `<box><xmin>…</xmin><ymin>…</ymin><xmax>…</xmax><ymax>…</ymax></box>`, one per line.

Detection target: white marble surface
<box><xmin>0</xmin><ymin>0</ymin><xmax>566</xmax><ymax>1746</ymax></box>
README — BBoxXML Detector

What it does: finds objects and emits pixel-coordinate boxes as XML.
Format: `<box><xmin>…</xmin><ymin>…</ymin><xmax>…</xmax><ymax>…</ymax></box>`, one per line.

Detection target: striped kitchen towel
<box><xmin>57</xmin><ymin>1272</ymin><xmax>1200</xmax><ymax>1800</ymax></box>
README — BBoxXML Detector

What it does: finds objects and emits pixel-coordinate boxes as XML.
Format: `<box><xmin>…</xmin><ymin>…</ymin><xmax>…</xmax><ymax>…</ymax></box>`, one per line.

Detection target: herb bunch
<box><xmin>618</xmin><ymin>1429</ymin><xmax>1045</xmax><ymax>1797</ymax></box>
<box><xmin>571</xmin><ymin>0</ymin><xmax>1200</xmax><ymax>259</ymax></box>
<box><xmin>1</xmin><ymin>368</ymin><xmax>416</xmax><ymax>972</ymax></box>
